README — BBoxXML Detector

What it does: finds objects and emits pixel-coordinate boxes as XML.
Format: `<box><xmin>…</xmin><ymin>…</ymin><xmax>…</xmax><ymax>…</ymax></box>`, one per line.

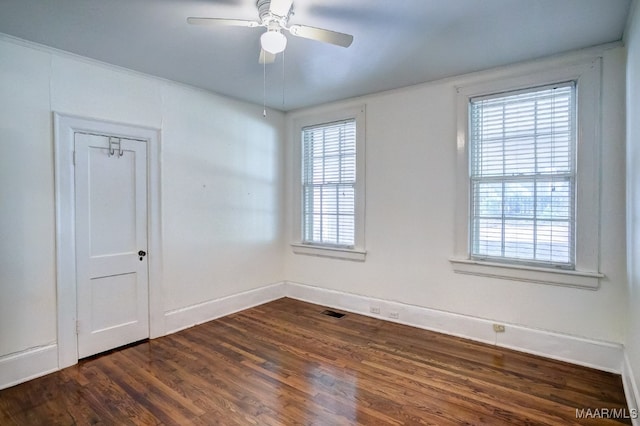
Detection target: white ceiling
<box><xmin>0</xmin><ymin>0</ymin><xmax>632</xmax><ymax>111</ymax></box>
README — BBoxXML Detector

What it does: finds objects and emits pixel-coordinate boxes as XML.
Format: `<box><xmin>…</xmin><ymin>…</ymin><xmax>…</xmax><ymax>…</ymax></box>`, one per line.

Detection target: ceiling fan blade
<box><xmin>269</xmin><ymin>0</ymin><xmax>293</xmax><ymax>17</ymax></box>
<box><xmin>187</xmin><ymin>17</ymin><xmax>260</xmax><ymax>27</ymax></box>
<box><xmin>288</xmin><ymin>25</ymin><xmax>353</xmax><ymax>47</ymax></box>
<box><xmin>259</xmin><ymin>49</ymin><xmax>276</xmax><ymax>64</ymax></box>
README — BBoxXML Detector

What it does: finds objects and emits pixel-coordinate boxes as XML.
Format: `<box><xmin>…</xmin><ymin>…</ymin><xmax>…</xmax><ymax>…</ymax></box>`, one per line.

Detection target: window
<box><xmin>469</xmin><ymin>82</ymin><xmax>575</xmax><ymax>268</ymax></box>
<box><xmin>451</xmin><ymin>59</ymin><xmax>603</xmax><ymax>288</ymax></box>
<box><xmin>302</xmin><ymin>119</ymin><xmax>356</xmax><ymax>247</ymax></box>
<box><xmin>291</xmin><ymin>106</ymin><xmax>366</xmax><ymax>261</ymax></box>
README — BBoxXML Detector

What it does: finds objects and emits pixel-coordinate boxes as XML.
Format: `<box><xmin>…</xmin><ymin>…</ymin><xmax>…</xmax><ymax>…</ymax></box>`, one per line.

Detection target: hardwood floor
<box><xmin>0</xmin><ymin>298</ymin><xmax>631</xmax><ymax>425</ymax></box>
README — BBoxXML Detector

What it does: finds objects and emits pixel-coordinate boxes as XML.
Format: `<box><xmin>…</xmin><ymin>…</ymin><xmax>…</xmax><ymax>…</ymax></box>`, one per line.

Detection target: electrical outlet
<box><xmin>493</xmin><ymin>324</ymin><xmax>506</xmax><ymax>333</ymax></box>
<box><xmin>389</xmin><ymin>312</ymin><xmax>399</xmax><ymax>319</ymax></box>
<box><xmin>370</xmin><ymin>307</ymin><xmax>380</xmax><ymax>314</ymax></box>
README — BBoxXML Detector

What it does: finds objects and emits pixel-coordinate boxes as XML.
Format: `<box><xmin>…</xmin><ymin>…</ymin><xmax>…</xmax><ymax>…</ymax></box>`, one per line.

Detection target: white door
<box><xmin>74</xmin><ymin>132</ymin><xmax>149</xmax><ymax>358</ymax></box>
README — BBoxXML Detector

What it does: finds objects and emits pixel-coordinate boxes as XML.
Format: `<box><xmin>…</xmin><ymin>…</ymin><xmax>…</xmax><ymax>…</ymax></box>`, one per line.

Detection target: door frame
<box><xmin>54</xmin><ymin>113</ymin><xmax>163</xmax><ymax>369</ymax></box>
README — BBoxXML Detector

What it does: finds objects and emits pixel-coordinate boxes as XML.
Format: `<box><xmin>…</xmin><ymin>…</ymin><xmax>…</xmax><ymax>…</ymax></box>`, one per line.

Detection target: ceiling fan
<box><xmin>187</xmin><ymin>0</ymin><xmax>354</xmax><ymax>64</ymax></box>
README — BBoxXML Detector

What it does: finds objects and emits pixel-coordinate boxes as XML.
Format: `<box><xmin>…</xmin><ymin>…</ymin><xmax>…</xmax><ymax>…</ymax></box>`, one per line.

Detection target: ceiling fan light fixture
<box><xmin>261</xmin><ymin>30</ymin><xmax>287</xmax><ymax>54</ymax></box>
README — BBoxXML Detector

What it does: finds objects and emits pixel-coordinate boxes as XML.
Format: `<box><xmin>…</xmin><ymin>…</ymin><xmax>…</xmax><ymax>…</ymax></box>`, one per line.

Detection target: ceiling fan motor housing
<box><xmin>257</xmin><ymin>0</ymin><xmax>292</xmax><ymax>26</ymax></box>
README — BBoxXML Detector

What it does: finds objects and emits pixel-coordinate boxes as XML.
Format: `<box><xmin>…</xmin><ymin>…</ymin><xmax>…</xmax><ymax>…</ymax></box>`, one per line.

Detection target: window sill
<box><xmin>449</xmin><ymin>258</ymin><xmax>603</xmax><ymax>289</ymax></box>
<box><xmin>291</xmin><ymin>243</ymin><xmax>366</xmax><ymax>262</ymax></box>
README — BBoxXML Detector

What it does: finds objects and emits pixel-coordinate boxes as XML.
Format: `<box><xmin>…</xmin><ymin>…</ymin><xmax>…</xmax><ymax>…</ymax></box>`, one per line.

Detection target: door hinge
<box><xmin>72</xmin><ymin>151</ymin><xmax>76</xmax><ymax>166</ymax></box>
<box><xmin>76</xmin><ymin>320</ymin><xmax>80</xmax><ymax>334</ymax></box>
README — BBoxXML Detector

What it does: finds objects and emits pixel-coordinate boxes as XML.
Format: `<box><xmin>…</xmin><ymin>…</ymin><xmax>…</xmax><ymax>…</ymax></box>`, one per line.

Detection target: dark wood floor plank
<box><xmin>0</xmin><ymin>297</ymin><xmax>631</xmax><ymax>425</ymax></box>
<box><xmin>221</xmin><ymin>311</ymin><xmax>511</xmax><ymax>424</ymax></box>
<box><xmin>160</xmin><ymin>330</ymin><xmax>317</xmax><ymax>425</ymax></box>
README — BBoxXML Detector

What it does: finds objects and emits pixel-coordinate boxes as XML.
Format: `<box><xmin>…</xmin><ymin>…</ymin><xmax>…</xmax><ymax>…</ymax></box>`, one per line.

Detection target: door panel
<box><xmin>90</xmin><ymin>273</ymin><xmax>138</xmax><ymax>332</ymax></box>
<box><xmin>75</xmin><ymin>133</ymin><xmax>149</xmax><ymax>359</ymax></box>
<box><xmin>88</xmin><ymin>147</ymin><xmax>137</xmax><ymax>256</ymax></box>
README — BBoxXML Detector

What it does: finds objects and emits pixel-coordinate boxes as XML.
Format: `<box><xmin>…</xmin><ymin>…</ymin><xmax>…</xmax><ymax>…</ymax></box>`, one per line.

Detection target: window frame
<box><xmin>291</xmin><ymin>105</ymin><xmax>366</xmax><ymax>261</ymax></box>
<box><xmin>450</xmin><ymin>59</ymin><xmax>604</xmax><ymax>289</ymax></box>
<box><xmin>469</xmin><ymin>81</ymin><xmax>577</xmax><ymax>269</ymax></box>
<box><xmin>301</xmin><ymin>119</ymin><xmax>357</xmax><ymax>248</ymax></box>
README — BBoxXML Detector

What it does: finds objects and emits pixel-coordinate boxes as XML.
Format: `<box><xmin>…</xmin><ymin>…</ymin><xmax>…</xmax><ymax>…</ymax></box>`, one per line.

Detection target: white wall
<box><xmin>160</xmin><ymin>83</ymin><xmax>283</xmax><ymax>312</ymax></box>
<box><xmin>285</xmin><ymin>46</ymin><xmax>628</xmax><ymax>344</ymax></box>
<box><xmin>625</xmin><ymin>0</ymin><xmax>640</xmax><ymax>408</ymax></box>
<box><xmin>0</xmin><ymin>38</ymin><xmax>56</xmax><ymax>356</ymax></box>
<box><xmin>0</xmin><ymin>35</ymin><xmax>285</xmax><ymax>360</ymax></box>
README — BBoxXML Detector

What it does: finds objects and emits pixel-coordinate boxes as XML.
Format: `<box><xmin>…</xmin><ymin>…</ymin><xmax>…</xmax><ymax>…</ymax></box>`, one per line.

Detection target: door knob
<box><xmin>138</xmin><ymin>250</ymin><xmax>146</xmax><ymax>261</ymax></box>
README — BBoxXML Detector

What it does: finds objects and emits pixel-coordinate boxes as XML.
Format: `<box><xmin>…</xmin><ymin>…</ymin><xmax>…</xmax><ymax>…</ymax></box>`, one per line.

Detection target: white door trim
<box><xmin>54</xmin><ymin>113</ymin><xmax>163</xmax><ymax>369</ymax></box>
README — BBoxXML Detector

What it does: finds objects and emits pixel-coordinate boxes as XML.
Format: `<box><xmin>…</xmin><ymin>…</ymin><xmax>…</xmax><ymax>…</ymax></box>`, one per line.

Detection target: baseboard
<box><xmin>622</xmin><ymin>351</ymin><xmax>640</xmax><ymax>425</ymax></box>
<box><xmin>164</xmin><ymin>282</ymin><xmax>285</xmax><ymax>335</ymax></box>
<box><xmin>284</xmin><ymin>281</ymin><xmax>624</xmax><ymax>373</ymax></box>
<box><xmin>0</xmin><ymin>344</ymin><xmax>58</xmax><ymax>391</ymax></box>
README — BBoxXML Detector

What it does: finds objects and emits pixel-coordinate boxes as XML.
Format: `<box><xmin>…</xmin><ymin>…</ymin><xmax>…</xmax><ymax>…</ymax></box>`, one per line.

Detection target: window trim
<box><xmin>291</xmin><ymin>105</ymin><xmax>366</xmax><ymax>261</ymax></box>
<box><xmin>451</xmin><ymin>59</ymin><xmax>603</xmax><ymax>289</ymax></box>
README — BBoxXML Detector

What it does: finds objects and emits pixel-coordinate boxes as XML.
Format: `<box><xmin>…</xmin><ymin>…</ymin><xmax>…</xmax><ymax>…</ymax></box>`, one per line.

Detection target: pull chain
<box><xmin>263</xmin><ymin>58</ymin><xmax>267</xmax><ymax>117</ymax></box>
<box><xmin>282</xmin><ymin>50</ymin><xmax>285</xmax><ymax>107</ymax></box>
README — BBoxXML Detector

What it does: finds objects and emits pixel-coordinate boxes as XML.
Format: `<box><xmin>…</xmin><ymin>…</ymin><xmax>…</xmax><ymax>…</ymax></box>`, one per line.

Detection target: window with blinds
<box><xmin>302</xmin><ymin>119</ymin><xmax>356</xmax><ymax>247</ymax></box>
<box><xmin>469</xmin><ymin>82</ymin><xmax>576</xmax><ymax>267</ymax></box>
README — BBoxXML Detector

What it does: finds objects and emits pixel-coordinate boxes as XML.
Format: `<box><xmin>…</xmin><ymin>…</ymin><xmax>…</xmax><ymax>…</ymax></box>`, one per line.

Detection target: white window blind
<box><xmin>469</xmin><ymin>82</ymin><xmax>576</xmax><ymax>267</ymax></box>
<box><xmin>302</xmin><ymin>119</ymin><xmax>356</xmax><ymax>247</ymax></box>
